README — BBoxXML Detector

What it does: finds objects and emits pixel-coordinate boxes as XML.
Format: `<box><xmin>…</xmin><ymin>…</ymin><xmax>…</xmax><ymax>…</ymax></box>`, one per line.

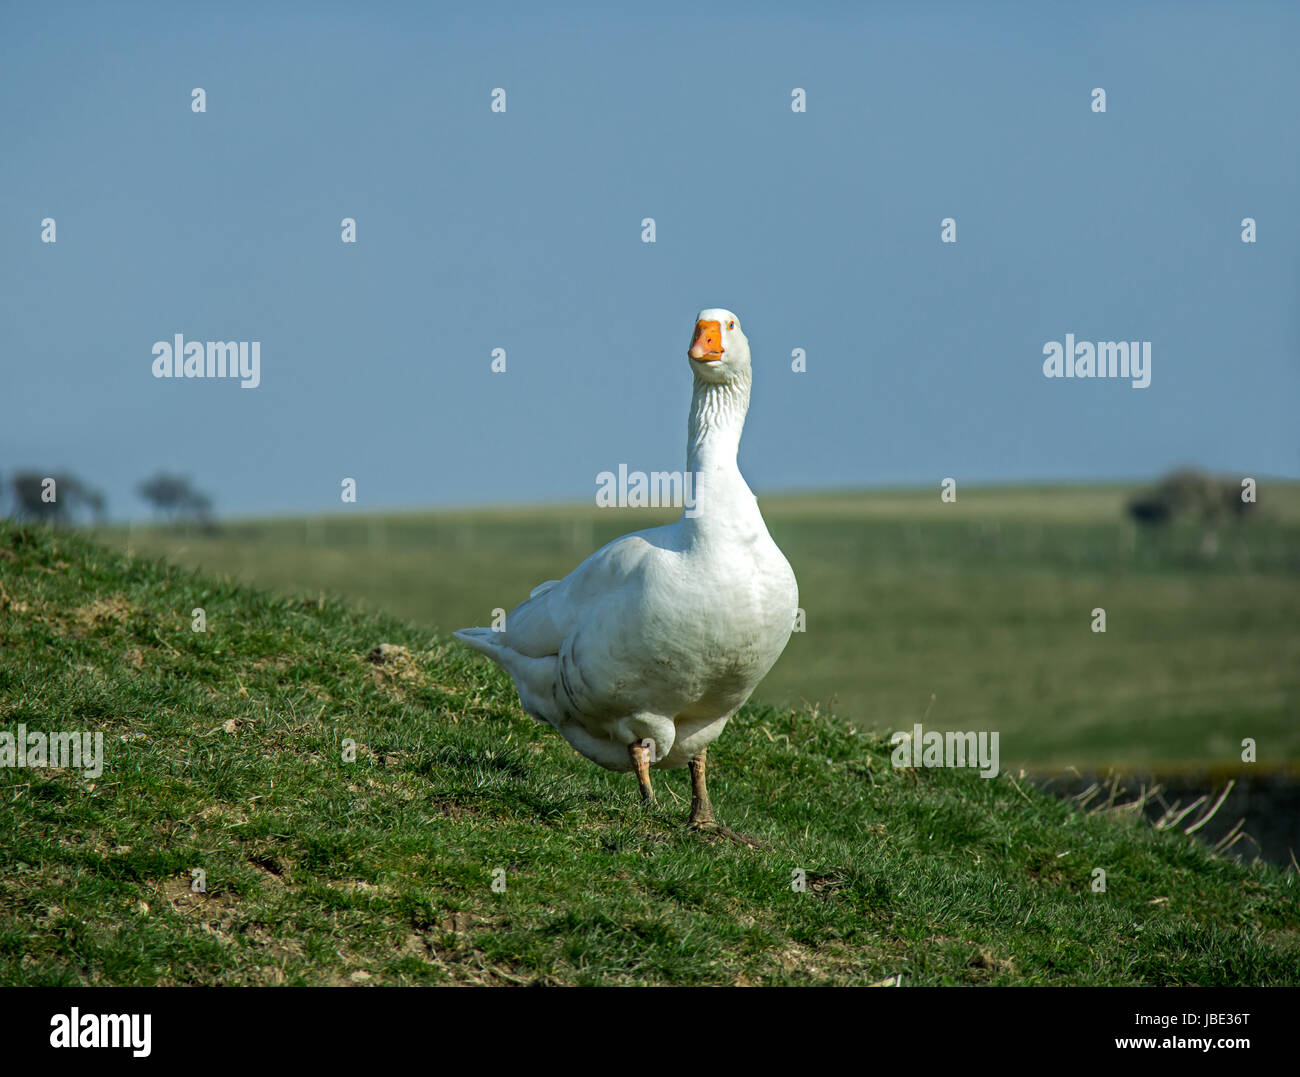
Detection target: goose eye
<box><xmin>727</xmin><ymin>321</ymin><xmax>735</xmax><ymax>330</ymax></box>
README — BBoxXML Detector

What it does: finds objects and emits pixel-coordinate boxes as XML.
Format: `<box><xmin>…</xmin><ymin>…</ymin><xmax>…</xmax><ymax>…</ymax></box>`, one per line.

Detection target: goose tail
<box><xmin>452</xmin><ymin>626</ymin><xmax>501</xmax><ymax>658</ymax></box>
<box><xmin>453</xmin><ymin>628</ymin><xmax>562</xmax><ymax>724</ymax></box>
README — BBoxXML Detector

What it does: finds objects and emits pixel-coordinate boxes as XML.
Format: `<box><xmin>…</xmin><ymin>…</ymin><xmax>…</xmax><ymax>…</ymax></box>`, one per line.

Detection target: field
<box><xmin>2</xmin><ymin>519</ymin><xmax>1298</xmax><ymax>986</ymax></box>
<box><xmin>102</xmin><ymin>484</ymin><xmax>1300</xmax><ymax>772</ymax></box>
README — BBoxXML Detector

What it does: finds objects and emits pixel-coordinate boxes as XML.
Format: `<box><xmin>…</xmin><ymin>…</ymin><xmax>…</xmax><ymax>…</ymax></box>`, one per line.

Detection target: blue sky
<box><xmin>2</xmin><ymin>1</ymin><xmax>1296</xmax><ymax>520</ymax></box>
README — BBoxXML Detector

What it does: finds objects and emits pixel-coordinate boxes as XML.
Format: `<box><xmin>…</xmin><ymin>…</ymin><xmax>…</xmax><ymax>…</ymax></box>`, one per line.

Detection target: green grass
<box><xmin>101</xmin><ymin>483</ymin><xmax>1300</xmax><ymax>771</ymax></box>
<box><xmin>2</xmin><ymin>518</ymin><xmax>1298</xmax><ymax>985</ymax></box>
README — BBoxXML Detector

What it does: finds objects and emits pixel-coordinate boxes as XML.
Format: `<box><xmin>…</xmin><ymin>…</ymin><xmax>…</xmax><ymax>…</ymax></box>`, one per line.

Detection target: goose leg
<box><xmin>688</xmin><ymin>747</ymin><xmax>715</xmax><ymax>828</ymax></box>
<box><xmin>629</xmin><ymin>739</ymin><xmax>655</xmax><ymax>803</ymax></box>
<box><xmin>687</xmin><ymin>748</ymin><xmax>769</xmax><ymax>849</ymax></box>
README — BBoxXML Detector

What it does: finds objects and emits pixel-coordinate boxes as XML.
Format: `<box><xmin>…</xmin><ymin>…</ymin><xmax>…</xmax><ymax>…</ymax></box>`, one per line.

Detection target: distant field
<box><xmin>101</xmin><ymin>483</ymin><xmax>1300</xmax><ymax>772</ymax></box>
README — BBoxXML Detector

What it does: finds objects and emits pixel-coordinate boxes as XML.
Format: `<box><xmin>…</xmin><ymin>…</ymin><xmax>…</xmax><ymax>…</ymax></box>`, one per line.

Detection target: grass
<box><xmin>2</xmin><ymin>517</ymin><xmax>1298</xmax><ymax>986</ymax></box>
<box><xmin>101</xmin><ymin>483</ymin><xmax>1300</xmax><ymax>771</ymax></box>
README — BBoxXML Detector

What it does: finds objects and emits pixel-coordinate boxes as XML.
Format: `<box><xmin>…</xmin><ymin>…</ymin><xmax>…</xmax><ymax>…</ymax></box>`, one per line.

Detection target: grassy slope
<box><xmin>2</xmin><ymin>520</ymin><xmax>1298</xmax><ymax>986</ymax></box>
<box><xmin>102</xmin><ymin>485</ymin><xmax>1300</xmax><ymax>771</ymax></box>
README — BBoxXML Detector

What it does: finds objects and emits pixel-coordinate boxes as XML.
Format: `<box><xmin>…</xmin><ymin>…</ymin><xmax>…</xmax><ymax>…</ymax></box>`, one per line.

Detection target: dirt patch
<box><xmin>252</xmin><ymin>657</ymin><xmax>290</xmax><ymax>672</ymax></box>
<box><xmin>798</xmin><ymin>870</ymin><xmax>848</xmax><ymax>899</ymax></box>
<box><xmin>197</xmin><ymin>803</ymin><xmax>248</xmax><ymax>826</ymax></box>
<box><xmin>0</xmin><ymin>591</ymin><xmax>30</xmax><ymax>613</ymax></box>
<box><xmin>777</xmin><ymin>942</ymin><xmax>833</xmax><ymax>978</ymax></box>
<box><xmin>242</xmin><ymin>923</ymin><xmax>306</xmax><ymax>984</ymax></box>
<box><xmin>329</xmin><ymin>879</ymin><xmax>382</xmax><ymax>896</ymax></box>
<box><xmin>160</xmin><ymin>876</ymin><xmax>245</xmax><ymax>946</ymax></box>
<box><xmin>368</xmin><ymin>643</ymin><xmax>411</xmax><ymax>665</ymax></box>
<box><xmin>72</xmin><ymin>595</ymin><xmax>134</xmax><ymax>628</ymax></box>
<box><xmin>967</xmin><ymin>946</ymin><xmax>1016</xmax><ymax>977</ymax></box>
<box><xmin>366</xmin><ymin>643</ymin><xmax>425</xmax><ymax>700</ymax></box>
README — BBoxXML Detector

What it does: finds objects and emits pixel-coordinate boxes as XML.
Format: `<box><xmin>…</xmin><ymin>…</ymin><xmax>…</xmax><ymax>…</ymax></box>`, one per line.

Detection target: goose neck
<box><xmin>686</xmin><ymin>373</ymin><xmax>750</xmax><ymax>474</ymax></box>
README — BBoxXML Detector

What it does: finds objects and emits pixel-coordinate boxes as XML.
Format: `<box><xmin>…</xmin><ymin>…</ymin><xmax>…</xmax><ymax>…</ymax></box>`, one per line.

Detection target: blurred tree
<box><xmin>137</xmin><ymin>473</ymin><xmax>215</xmax><ymax>527</ymax></box>
<box><xmin>8</xmin><ymin>471</ymin><xmax>106</xmax><ymax>525</ymax></box>
<box><xmin>1127</xmin><ymin>469</ymin><xmax>1255</xmax><ymax>527</ymax></box>
<box><xmin>1127</xmin><ymin>469</ymin><xmax>1255</xmax><ymax>555</ymax></box>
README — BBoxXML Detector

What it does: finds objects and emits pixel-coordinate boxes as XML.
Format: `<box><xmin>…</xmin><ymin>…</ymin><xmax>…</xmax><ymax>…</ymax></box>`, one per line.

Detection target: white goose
<box><xmin>455</xmin><ymin>309</ymin><xmax>798</xmax><ymax>834</ymax></box>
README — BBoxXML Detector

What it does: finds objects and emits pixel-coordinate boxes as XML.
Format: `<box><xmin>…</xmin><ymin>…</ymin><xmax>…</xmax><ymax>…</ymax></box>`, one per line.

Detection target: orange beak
<box><xmin>689</xmin><ymin>320</ymin><xmax>724</xmax><ymax>361</ymax></box>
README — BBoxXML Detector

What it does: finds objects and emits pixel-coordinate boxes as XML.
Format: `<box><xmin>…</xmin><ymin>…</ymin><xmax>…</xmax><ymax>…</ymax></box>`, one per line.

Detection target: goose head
<box><xmin>688</xmin><ymin>308</ymin><xmax>750</xmax><ymax>385</ymax></box>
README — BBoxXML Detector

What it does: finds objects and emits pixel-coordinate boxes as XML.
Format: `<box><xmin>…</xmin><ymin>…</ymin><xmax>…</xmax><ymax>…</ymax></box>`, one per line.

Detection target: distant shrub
<box><xmin>1126</xmin><ymin>469</ymin><xmax>1254</xmax><ymax>529</ymax></box>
